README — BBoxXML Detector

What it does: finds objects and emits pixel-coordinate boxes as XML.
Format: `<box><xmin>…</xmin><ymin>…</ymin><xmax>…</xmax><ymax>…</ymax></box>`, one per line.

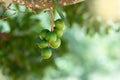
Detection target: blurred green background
<box><xmin>0</xmin><ymin>0</ymin><xmax>120</xmax><ymax>80</ymax></box>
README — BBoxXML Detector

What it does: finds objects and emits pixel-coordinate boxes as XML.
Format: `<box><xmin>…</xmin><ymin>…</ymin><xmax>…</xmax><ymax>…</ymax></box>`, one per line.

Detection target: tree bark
<box><xmin>0</xmin><ymin>0</ymin><xmax>84</xmax><ymax>9</ymax></box>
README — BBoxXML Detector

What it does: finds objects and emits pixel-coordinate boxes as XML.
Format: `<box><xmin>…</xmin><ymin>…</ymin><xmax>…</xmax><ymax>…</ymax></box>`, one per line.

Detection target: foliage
<box><xmin>0</xmin><ymin>1</ymin><xmax>120</xmax><ymax>80</ymax></box>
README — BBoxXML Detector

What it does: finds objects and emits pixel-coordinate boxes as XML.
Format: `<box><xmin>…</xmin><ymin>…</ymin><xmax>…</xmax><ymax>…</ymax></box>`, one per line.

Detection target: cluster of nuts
<box><xmin>37</xmin><ymin>19</ymin><xmax>65</xmax><ymax>59</ymax></box>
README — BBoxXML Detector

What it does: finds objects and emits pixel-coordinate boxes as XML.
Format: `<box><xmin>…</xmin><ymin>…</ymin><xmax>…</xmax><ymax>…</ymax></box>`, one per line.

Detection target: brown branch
<box><xmin>0</xmin><ymin>0</ymin><xmax>84</xmax><ymax>9</ymax></box>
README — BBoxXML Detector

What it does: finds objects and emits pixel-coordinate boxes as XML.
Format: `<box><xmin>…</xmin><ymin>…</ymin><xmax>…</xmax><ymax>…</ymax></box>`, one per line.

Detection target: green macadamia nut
<box><xmin>41</xmin><ymin>48</ymin><xmax>52</xmax><ymax>59</ymax></box>
<box><xmin>55</xmin><ymin>19</ymin><xmax>65</xmax><ymax>30</ymax></box>
<box><xmin>45</xmin><ymin>32</ymin><xmax>57</xmax><ymax>42</ymax></box>
<box><xmin>50</xmin><ymin>38</ymin><xmax>61</xmax><ymax>49</ymax></box>
<box><xmin>39</xmin><ymin>29</ymin><xmax>50</xmax><ymax>39</ymax></box>
<box><xmin>54</xmin><ymin>28</ymin><xmax>64</xmax><ymax>37</ymax></box>
<box><xmin>37</xmin><ymin>40</ymin><xmax>48</xmax><ymax>48</ymax></box>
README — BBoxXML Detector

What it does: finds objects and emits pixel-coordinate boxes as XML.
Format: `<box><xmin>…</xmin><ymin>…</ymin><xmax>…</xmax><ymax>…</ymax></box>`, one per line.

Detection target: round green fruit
<box><xmin>41</xmin><ymin>48</ymin><xmax>52</xmax><ymax>59</ymax></box>
<box><xmin>39</xmin><ymin>29</ymin><xmax>50</xmax><ymax>39</ymax></box>
<box><xmin>50</xmin><ymin>38</ymin><xmax>61</xmax><ymax>49</ymax></box>
<box><xmin>54</xmin><ymin>28</ymin><xmax>63</xmax><ymax>37</ymax></box>
<box><xmin>55</xmin><ymin>19</ymin><xmax>65</xmax><ymax>30</ymax></box>
<box><xmin>45</xmin><ymin>32</ymin><xmax>57</xmax><ymax>42</ymax></box>
<box><xmin>37</xmin><ymin>40</ymin><xmax>48</xmax><ymax>48</ymax></box>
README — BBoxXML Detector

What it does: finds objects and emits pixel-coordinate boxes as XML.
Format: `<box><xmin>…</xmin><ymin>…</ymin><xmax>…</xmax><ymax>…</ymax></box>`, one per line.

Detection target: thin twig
<box><xmin>0</xmin><ymin>12</ymin><xmax>17</xmax><ymax>20</ymax></box>
<box><xmin>0</xmin><ymin>3</ymin><xmax>12</xmax><ymax>19</ymax></box>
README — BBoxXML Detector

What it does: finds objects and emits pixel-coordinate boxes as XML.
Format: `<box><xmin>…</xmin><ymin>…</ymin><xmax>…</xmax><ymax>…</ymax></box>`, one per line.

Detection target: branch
<box><xmin>0</xmin><ymin>0</ymin><xmax>84</xmax><ymax>9</ymax></box>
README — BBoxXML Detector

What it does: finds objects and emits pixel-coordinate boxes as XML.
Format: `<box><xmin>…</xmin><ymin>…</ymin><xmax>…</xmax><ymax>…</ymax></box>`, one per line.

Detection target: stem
<box><xmin>49</xmin><ymin>7</ymin><xmax>54</xmax><ymax>32</ymax></box>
